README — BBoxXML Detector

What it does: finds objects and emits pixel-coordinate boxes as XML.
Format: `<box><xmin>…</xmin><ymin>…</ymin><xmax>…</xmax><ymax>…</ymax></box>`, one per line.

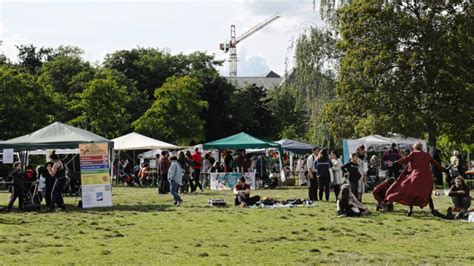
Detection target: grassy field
<box><xmin>0</xmin><ymin>186</ymin><xmax>473</xmax><ymax>265</ymax></box>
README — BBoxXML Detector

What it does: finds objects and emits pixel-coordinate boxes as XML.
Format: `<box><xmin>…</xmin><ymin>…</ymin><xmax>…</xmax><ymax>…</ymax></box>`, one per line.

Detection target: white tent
<box><xmin>343</xmin><ymin>134</ymin><xmax>427</xmax><ymax>163</ymax></box>
<box><xmin>112</xmin><ymin>133</ymin><xmax>179</xmax><ymax>151</ymax></box>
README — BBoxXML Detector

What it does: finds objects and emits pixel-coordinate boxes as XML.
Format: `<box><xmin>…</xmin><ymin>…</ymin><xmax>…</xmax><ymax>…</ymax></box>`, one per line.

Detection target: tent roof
<box><xmin>0</xmin><ymin>122</ymin><xmax>112</xmax><ymax>150</ymax></box>
<box><xmin>112</xmin><ymin>132</ymin><xmax>179</xmax><ymax>150</ymax></box>
<box><xmin>202</xmin><ymin>132</ymin><xmax>280</xmax><ymax>150</ymax></box>
<box><xmin>138</xmin><ymin>149</ymin><xmax>162</xmax><ymax>159</ymax></box>
<box><xmin>276</xmin><ymin>139</ymin><xmax>315</xmax><ymax>154</ymax></box>
<box><xmin>357</xmin><ymin>134</ymin><xmax>423</xmax><ymax>145</ymax></box>
<box><xmin>357</xmin><ymin>135</ymin><xmax>394</xmax><ymax>145</ymax></box>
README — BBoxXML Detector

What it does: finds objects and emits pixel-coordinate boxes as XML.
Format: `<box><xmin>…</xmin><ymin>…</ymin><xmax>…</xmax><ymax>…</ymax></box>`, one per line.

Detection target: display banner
<box><xmin>79</xmin><ymin>143</ymin><xmax>112</xmax><ymax>208</ymax></box>
<box><xmin>210</xmin><ymin>172</ymin><xmax>255</xmax><ymax>191</ymax></box>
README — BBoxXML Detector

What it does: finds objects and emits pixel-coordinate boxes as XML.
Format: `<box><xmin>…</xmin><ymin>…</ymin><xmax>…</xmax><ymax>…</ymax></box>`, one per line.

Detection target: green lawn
<box><xmin>0</xmin><ymin>186</ymin><xmax>473</xmax><ymax>265</ymax></box>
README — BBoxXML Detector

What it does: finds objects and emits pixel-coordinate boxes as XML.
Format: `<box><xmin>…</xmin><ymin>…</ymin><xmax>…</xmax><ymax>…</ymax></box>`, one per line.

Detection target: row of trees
<box><xmin>0</xmin><ymin>46</ymin><xmax>280</xmax><ymax>145</ymax></box>
<box><xmin>271</xmin><ymin>0</ymin><xmax>472</xmax><ymax>153</ymax></box>
<box><xmin>1</xmin><ymin>0</ymin><xmax>472</xmax><ymax>152</ymax></box>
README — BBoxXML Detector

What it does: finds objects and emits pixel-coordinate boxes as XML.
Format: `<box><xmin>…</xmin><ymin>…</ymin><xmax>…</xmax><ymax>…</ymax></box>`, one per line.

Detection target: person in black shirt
<box><xmin>7</xmin><ymin>162</ymin><xmax>24</xmax><ymax>211</ymax></box>
<box><xmin>46</xmin><ymin>151</ymin><xmax>67</xmax><ymax>212</ymax></box>
<box><xmin>315</xmin><ymin>149</ymin><xmax>332</xmax><ymax>201</ymax></box>
<box><xmin>341</xmin><ymin>153</ymin><xmax>362</xmax><ymax>197</ymax></box>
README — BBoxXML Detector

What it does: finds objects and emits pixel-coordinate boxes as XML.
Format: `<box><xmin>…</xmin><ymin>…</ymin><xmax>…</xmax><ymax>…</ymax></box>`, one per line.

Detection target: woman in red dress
<box><xmin>385</xmin><ymin>142</ymin><xmax>446</xmax><ymax>216</ymax></box>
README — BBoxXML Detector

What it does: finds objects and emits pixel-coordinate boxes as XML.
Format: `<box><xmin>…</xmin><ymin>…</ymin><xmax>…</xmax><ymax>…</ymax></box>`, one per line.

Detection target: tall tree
<box><xmin>103</xmin><ymin>48</ymin><xmax>188</xmax><ymax>99</ymax></box>
<box><xmin>325</xmin><ymin>0</ymin><xmax>473</xmax><ymax>149</ymax></box>
<box><xmin>0</xmin><ymin>66</ymin><xmax>54</xmax><ymax>139</ymax></box>
<box><xmin>132</xmin><ymin>76</ymin><xmax>208</xmax><ymax>145</ymax></box>
<box><xmin>184</xmin><ymin>52</ymin><xmax>237</xmax><ymax>141</ymax></box>
<box><xmin>268</xmin><ymin>83</ymin><xmax>308</xmax><ymax>140</ymax></box>
<box><xmin>37</xmin><ymin>46</ymin><xmax>96</xmax><ymax>122</ymax></box>
<box><xmin>16</xmin><ymin>44</ymin><xmax>54</xmax><ymax>76</ymax></box>
<box><xmin>280</xmin><ymin>27</ymin><xmax>337</xmax><ymax>146</ymax></box>
<box><xmin>230</xmin><ymin>84</ymin><xmax>275</xmax><ymax>139</ymax></box>
<box><xmin>69</xmin><ymin>71</ymin><xmax>131</xmax><ymax>139</ymax></box>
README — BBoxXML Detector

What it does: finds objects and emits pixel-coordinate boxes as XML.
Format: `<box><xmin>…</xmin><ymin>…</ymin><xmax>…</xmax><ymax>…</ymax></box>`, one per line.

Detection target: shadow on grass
<box><xmin>0</xmin><ymin>203</ymin><xmax>177</xmax><ymax>214</ymax></box>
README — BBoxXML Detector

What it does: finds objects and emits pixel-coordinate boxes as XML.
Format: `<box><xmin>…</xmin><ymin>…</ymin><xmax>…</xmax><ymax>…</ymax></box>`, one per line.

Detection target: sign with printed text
<box><xmin>79</xmin><ymin>143</ymin><xmax>112</xmax><ymax>208</ymax></box>
<box><xmin>210</xmin><ymin>172</ymin><xmax>255</xmax><ymax>191</ymax></box>
<box><xmin>2</xmin><ymin>149</ymin><xmax>14</xmax><ymax>164</ymax></box>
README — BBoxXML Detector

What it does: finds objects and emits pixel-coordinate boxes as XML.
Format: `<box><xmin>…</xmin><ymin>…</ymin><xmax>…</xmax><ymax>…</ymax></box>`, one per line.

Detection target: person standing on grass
<box><xmin>383</xmin><ymin>143</ymin><xmax>402</xmax><ymax>179</ymax></box>
<box><xmin>47</xmin><ymin>151</ymin><xmax>67</xmax><ymax>212</ymax></box>
<box><xmin>341</xmin><ymin>153</ymin><xmax>362</xmax><ymax>198</ymax></box>
<box><xmin>355</xmin><ymin>145</ymin><xmax>366</xmax><ymax>202</ymax></box>
<box><xmin>168</xmin><ymin>156</ymin><xmax>183</xmax><ymax>206</ymax></box>
<box><xmin>306</xmin><ymin>147</ymin><xmax>320</xmax><ymax>202</ymax></box>
<box><xmin>191</xmin><ymin>147</ymin><xmax>203</xmax><ymax>192</ymax></box>
<box><xmin>330</xmin><ymin>151</ymin><xmax>344</xmax><ymax>199</ymax></box>
<box><xmin>315</xmin><ymin>149</ymin><xmax>332</xmax><ymax>201</ymax></box>
<box><xmin>385</xmin><ymin>142</ymin><xmax>446</xmax><ymax>217</ymax></box>
<box><xmin>158</xmin><ymin>151</ymin><xmax>171</xmax><ymax>194</ymax></box>
<box><xmin>178</xmin><ymin>151</ymin><xmax>191</xmax><ymax>193</ymax></box>
<box><xmin>233</xmin><ymin>176</ymin><xmax>260</xmax><ymax>207</ymax></box>
<box><xmin>7</xmin><ymin>162</ymin><xmax>24</xmax><ymax>212</ymax></box>
<box><xmin>202</xmin><ymin>153</ymin><xmax>213</xmax><ymax>188</ymax></box>
<box><xmin>42</xmin><ymin>162</ymin><xmax>54</xmax><ymax>208</ymax></box>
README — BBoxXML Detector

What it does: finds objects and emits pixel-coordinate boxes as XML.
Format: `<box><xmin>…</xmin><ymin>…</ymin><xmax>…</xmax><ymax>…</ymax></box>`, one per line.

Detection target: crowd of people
<box><xmin>4</xmin><ymin>151</ymin><xmax>67</xmax><ymax>212</ymax></box>
<box><xmin>3</xmin><ymin>143</ymin><xmax>471</xmax><ymax>219</ymax></box>
<box><xmin>295</xmin><ymin>143</ymin><xmax>472</xmax><ymax>218</ymax></box>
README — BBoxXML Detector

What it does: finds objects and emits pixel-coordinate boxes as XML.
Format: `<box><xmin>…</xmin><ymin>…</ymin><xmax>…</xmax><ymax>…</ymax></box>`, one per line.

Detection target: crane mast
<box><xmin>220</xmin><ymin>14</ymin><xmax>280</xmax><ymax>77</ymax></box>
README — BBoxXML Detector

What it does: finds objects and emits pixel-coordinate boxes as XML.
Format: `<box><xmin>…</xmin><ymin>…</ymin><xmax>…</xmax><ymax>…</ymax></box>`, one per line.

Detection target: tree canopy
<box><xmin>132</xmin><ymin>76</ymin><xmax>208</xmax><ymax>146</ymax></box>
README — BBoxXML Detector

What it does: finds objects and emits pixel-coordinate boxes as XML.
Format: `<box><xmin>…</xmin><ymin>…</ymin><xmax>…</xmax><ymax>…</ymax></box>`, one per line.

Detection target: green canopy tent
<box><xmin>202</xmin><ymin>132</ymin><xmax>286</xmax><ymax>183</ymax></box>
<box><xmin>0</xmin><ymin>122</ymin><xmax>114</xmax><ymax>172</ymax></box>
<box><xmin>0</xmin><ymin>122</ymin><xmax>113</xmax><ymax>150</ymax></box>
<box><xmin>202</xmin><ymin>132</ymin><xmax>280</xmax><ymax>150</ymax></box>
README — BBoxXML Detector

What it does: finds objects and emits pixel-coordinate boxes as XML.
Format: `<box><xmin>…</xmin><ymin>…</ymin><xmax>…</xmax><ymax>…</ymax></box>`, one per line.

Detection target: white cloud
<box><xmin>1</xmin><ymin>0</ymin><xmax>324</xmax><ymax>76</ymax></box>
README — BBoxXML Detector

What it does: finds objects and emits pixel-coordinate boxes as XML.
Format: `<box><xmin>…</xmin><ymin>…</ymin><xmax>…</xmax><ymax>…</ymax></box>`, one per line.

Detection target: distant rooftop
<box><xmin>225</xmin><ymin>71</ymin><xmax>283</xmax><ymax>89</ymax></box>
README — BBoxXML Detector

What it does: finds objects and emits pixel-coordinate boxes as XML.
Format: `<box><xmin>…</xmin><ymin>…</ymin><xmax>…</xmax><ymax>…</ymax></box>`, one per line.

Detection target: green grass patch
<box><xmin>0</xmin><ymin>187</ymin><xmax>473</xmax><ymax>264</ymax></box>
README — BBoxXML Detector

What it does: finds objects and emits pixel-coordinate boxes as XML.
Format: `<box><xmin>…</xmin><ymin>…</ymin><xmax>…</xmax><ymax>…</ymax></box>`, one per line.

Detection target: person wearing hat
<box><xmin>168</xmin><ymin>156</ymin><xmax>183</xmax><ymax>206</ymax></box>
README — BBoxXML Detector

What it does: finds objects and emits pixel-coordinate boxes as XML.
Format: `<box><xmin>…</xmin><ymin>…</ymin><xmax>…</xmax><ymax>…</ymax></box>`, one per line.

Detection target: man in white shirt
<box><xmin>306</xmin><ymin>147</ymin><xmax>320</xmax><ymax>201</ymax></box>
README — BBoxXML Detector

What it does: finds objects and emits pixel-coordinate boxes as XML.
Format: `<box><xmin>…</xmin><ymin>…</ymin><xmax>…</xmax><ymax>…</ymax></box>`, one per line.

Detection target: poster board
<box><xmin>2</xmin><ymin>149</ymin><xmax>14</xmax><ymax>164</ymax></box>
<box><xmin>210</xmin><ymin>172</ymin><xmax>255</xmax><ymax>191</ymax></box>
<box><xmin>79</xmin><ymin>143</ymin><xmax>112</xmax><ymax>208</ymax></box>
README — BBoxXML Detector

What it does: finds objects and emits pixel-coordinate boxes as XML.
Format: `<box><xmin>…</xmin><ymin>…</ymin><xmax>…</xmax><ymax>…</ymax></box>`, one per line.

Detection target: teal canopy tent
<box><xmin>202</xmin><ymin>132</ymin><xmax>280</xmax><ymax>150</ymax></box>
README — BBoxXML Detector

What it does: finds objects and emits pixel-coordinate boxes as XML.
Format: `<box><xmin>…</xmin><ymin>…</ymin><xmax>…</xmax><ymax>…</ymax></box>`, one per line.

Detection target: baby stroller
<box><xmin>117</xmin><ymin>169</ymin><xmax>136</xmax><ymax>186</ymax></box>
<box><xmin>66</xmin><ymin>173</ymin><xmax>81</xmax><ymax>196</ymax></box>
<box><xmin>22</xmin><ymin>181</ymin><xmax>42</xmax><ymax>211</ymax></box>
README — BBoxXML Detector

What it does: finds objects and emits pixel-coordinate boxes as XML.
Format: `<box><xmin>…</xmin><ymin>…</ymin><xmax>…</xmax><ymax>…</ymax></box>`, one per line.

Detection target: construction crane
<box><xmin>220</xmin><ymin>14</ymin><xmax>280</xmax><ymax>77</ymax></box>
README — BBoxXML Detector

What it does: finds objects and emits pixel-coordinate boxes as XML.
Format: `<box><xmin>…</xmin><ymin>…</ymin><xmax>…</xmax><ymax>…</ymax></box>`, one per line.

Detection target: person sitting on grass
<box><xmin>373</xmin><ymin>177</ymin><xmax>395</xmax><ymax>212</ymax></box>
<box><xmin>168</xmin><ymin>156</ymin><xmax>183</xmax><ymax>207</ymax></box>
<box><xmin>234</xmin><ymin>177</ymin><xmax>260</xmax><ymax>207</ymax></box>
<box><xmin>448</xmin><ymin>176</ymin><xmax>471</xmax><ymax>212</ymax></box>
<box><xmin>337</xmin><ymin>184</ymin><xmax>369</xmax><ymax>217</ymax></box>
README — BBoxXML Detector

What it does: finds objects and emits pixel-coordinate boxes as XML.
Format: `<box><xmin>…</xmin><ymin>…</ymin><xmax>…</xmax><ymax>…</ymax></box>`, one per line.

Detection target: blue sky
<box><xmin>0</xmin><ymin>0</ymin><xmax>323</xmax><ymax>76</ymax></box>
